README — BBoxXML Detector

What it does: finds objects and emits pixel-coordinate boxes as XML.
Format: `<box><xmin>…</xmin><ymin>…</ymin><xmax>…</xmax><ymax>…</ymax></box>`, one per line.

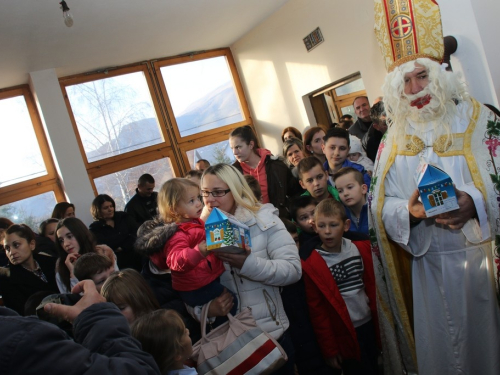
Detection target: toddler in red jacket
<box><xmin>152</xmin><ymin>178</ymin><xmax>237</xmax><ymax>324</ymax></box>
<box><xmin>299</xmin><ymin>199</ymin><xmax>379</xmax><ymax>375</ymax></box>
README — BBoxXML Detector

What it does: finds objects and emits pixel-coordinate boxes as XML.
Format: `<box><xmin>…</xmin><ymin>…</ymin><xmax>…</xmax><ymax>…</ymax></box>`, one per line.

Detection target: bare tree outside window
<box><xmin>94</xmin><ymin>158</ymin><xmax>174</xmax><ymax>210</ymax></box>
<box><xmin>66</xmin><ymin>72</ymin><xmax>164</xmax><ymax>163</ymax></box>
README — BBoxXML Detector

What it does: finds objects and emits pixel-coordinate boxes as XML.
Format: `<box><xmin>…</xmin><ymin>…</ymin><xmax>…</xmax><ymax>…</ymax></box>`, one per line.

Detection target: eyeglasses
<box><xmin>200</xmin><ymin>189</ymin><xmax>231</xmax><ymax>197</ymax></box>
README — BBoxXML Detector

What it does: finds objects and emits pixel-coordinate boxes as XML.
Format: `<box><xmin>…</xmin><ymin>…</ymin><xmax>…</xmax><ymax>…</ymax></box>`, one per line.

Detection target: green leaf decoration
<box><xmin>487</xmin><ymin>120</ymin><xmax>500</xmax><ymax>137</ymax></box>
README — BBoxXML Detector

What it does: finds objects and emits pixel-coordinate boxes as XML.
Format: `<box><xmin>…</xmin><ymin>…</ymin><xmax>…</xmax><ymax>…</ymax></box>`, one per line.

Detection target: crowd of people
<box><xmin>1</xmin><ymin>1</ymin><xmax>500</xmax><ymax>374</ymax></box>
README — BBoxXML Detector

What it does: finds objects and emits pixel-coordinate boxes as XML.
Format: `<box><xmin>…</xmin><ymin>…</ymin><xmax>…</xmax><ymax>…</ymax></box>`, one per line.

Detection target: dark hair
<box><xmin>302</xmin><ymin>126</ymin><xmax>326</xmax><ymax>155</ymax></box>
<box><xmin>74</xmin><ymin>252</ymin><xmax>113</xmax><ymax>281</ymax></box>
<box><xmin>340</xmin><ymin>114</ymin><xmax>353</xmax><ymax>120</ymax></box>
<box><xmin>195</xmin><ymin>159</ymin><xmax>210</xmax><ymax>166</ymax></box>
<box><xmin>296</xmin><ymin>156</ymin><xmax>324</xmax><ymax>180</ymax></box>
<box><xmin>352</xmin><ymin>96</ymin><xmax>369</xmax><ymax>106</ymax></box>
<box><xmin>339</xmin><ymin>120</ymin><xmax>353</xmax><ymax>130</ymax></box>
<box><xmin>332</xmin><ymin>167</ymin><xmax>365</xmax><ymax>186</ymax></box>
<box><xmin>55</xmin><ymin>217</ymin><xmax>97</xmax><ymax>291</ymax></box>
<box><xmin>290</xmin><ymin>195</ymin><xmax>317</xmax><ymax>222</ymax></box>
<box><xmin>370</xmin><ymin>101</ymin><xmax>386</xmax><ymax>123</ymax></box>
<box><xmin>244</xmin><ymin>175</ymin><xmax>262</xmax><ymax>201</ymax></box>
<box><xmin>281</xmin><ymin>127</ymin><xmax>303</xmax><ymax>142</ymax></box>
<box><xmin>138</xmin><ymin>173</ymin><xmax>155</xmax><ymax>186</ymax></box>
<box><xmin>323</xmin><ymin>127</ymin><xmax>350</xmax><ymax>146</ymax></box>
<box><xmin>314</xmin><ymin>198</ymin><xmax>348</xmax><ymax>222</ymax></box>
<box><xmin>229</xmin><ymin>125</ymin><xmax>261</xmax><ymax>149</ymax></box>
<box><xmin>131</xmin><ymin>310</ymin><xmax>186</xmax><ymax>373</ymax></box>
<box><xmin>39</xmin><ymin>218</ymin><xmax>59</xmax><ymax>237</ymax></box>
<box><xmin>184</xmin><ymin>169</ymin><xmax>203</xmax><ymax>179</ymax></box>
<box><xmin>90</xmin><ymin>194</ymin><xmax>115</xmax><ymax>221</ymax></box>
<box><xmin>0</xmin><ymin>217</ymin><xmax>14</xmax><ymax>230</ymax></box>
<box><xmin>5</xmin><ymin>224</ymin><xmax>36</xmax><ymax>244</ymax></box>
<box><xmin>281</xmin><ymin>218</ymin><xmax>297</xmax><ymax>234</ymax></box>
<box><xmin>51</xmin><ymin>202</ymin><xmax>75</xmax><ymax>219</ymax></box>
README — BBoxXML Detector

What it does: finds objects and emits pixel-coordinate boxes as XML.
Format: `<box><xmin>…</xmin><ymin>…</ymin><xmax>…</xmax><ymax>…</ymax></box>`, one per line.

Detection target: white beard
<box><xmin>404</xmin><ymin>87</ymin><xmax>444</xmax><ymax>123</ymax></box>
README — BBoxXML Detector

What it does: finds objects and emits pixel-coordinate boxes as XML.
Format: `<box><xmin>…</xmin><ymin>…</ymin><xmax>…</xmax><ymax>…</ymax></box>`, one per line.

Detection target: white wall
<box><xmin>440</xmin><ymin>0</ymin><xmax>499</xmax><ymax>106</ymax></box>
<box><xmin>231</xmin><ymin>0</ymin><xmax>500</xmax><ymax>156</ymax></box>
<box><xmin>29</xmin><ymin>69</ymin><xmax>95</xmax><ymax>225</ymax></box>
<box><xmin>231</xmin><ymin>0</ymin><xmax>386</xmax><ymax>156</ymax></box>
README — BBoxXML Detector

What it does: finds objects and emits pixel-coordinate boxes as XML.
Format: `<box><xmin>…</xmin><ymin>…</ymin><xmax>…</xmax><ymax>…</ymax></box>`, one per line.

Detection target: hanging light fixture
<box><xmin>59</xmin><ymin>1</ymin><xmax>74</xmax><ymax>27</ymax></box>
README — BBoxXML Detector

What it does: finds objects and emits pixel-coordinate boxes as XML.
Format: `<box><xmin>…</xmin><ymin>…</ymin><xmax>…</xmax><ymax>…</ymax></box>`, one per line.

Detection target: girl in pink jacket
<box><xmin>152</xmin><ymin>178</ymin><xmax>237</xmax><ymax>325</ymax></box>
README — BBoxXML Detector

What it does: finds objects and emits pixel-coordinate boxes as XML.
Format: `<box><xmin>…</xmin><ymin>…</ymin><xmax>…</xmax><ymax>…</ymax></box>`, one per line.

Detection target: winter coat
<box><xmin>134</xmin><ymin>218</ymin><xmax>224</xmax><ymax>292</ymax></box>
<box><xmin>89</xmin><ymin>211</ymin><xmax>139</xmax><ymax>253</ymax></box>
<box><xmin>0</xmin><ymin>303</ymin><xmax>161</xmax><ymax>375</ymax></box>
<box><xmin>299</xmin><ymin>235</ymin><xmax>379</xmax><ymax>361</ymax></box>
<box><xmin>89</xmin><ymin>211</ymin><xmax>142</xmax><ymax>270</ymax></box>
<box><xmin>0</xmin><ymin>254</ymin><xmax>58</xmax><ymax>315</ymax></box>
<box><xmin>208</xmin><ymin>203</ymin><xmax>302</xmax><ymax>340</ymax></box>
<box><xmin>124</xmin><ymin>190</ymin><xmax>159</xmax><ymax>225</ymax></box>
<box><xmin>234</xmin><ymin>155</ymin><xmax>302</xmax><ymax>219</ymax></box>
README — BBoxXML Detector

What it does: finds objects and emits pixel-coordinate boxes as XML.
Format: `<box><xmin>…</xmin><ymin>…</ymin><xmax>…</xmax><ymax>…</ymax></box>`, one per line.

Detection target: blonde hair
<box><xmin>100</xmin><ymin>269</ymin><xmax>159</xmax><ymax>322</ymax></box>
<box><xmin>201</xmin><ymin>164</ymin><xmax>260</xmax><ymax>213</ymax></box>
<box><xmin>158</xmin><ymin>178</ymin><xmax>200</xmax><ymax>223</ymax></box>
<box><xmin>131</xmin><ymin>310</ymin><xmax>187</xmax><ymax>374</ymax></box>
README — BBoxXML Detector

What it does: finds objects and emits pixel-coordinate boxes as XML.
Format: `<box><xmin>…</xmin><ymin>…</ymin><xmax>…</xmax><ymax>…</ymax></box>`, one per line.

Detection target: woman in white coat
<box><xmin>200</xmin><ymin>163</ymin><xmax>302</xmax><ymax>375</ymax></box>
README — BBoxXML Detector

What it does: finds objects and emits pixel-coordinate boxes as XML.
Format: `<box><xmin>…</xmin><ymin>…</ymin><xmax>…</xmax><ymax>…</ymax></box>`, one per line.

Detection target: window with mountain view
<box><xmin>66</xmin><ymin>71</ymin><xmax>164</xmax><ymax>163</ymax></box>
<box><xmin>159</xmin><ymin>56</ymin><xmax>243</xmax><ymax>138</ymax></box>
<box><xmin>60</xmin><ymin>48</ymin><xmax>253</xmax><ymax>197</ymax></box>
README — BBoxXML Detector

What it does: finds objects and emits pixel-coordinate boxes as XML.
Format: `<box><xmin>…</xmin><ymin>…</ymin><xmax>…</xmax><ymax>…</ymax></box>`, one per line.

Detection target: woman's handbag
<box><xmin>190</xmin><ymin>302</ymin><xmax>288</xmax><ymax>375</ymax></box>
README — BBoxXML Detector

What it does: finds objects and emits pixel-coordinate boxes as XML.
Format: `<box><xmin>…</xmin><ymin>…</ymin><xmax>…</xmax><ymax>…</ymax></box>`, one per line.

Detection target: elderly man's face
<box><xmin>404</xmin><ymin>63</ymin><xmax>429</xmax><ymax>96</ymax></box>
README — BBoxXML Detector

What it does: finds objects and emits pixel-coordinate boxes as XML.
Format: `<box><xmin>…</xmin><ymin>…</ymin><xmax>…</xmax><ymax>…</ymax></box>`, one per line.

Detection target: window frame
<box><xmin>59</xmin><ymin>48</ymin><xmax>254</xmax><ymax>190</ymax></box>
<box><xmin>0</xmin><ymin>85</ymin><xmax>65</xmax><ymax>207</ymax></box>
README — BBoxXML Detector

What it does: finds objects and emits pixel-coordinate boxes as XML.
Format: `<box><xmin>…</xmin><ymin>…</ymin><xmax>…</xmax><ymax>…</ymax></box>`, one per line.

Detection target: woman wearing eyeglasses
<box><xmin>200</xmin><ymin>163</ymin><xmax>301</xmax><ymax>375</ymax></box>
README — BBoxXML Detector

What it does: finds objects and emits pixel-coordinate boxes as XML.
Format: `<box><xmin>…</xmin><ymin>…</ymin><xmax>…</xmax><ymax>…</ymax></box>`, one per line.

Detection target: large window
<box><xmin>61</xmin><ymin>48</ymin><xmax>252</xmax><ymax>197</ymax></box>
<box><xmin>0</xmin><ymin>86</ymin><xmax>65</xmax><ymax>228</ymax></box>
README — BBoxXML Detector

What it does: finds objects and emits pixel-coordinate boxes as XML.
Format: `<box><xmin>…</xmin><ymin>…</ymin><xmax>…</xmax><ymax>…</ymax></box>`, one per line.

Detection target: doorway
<box><xmin>308</xmin><ymin>73</ymin><xmax>367</xmax><ymax>129</ymax></box>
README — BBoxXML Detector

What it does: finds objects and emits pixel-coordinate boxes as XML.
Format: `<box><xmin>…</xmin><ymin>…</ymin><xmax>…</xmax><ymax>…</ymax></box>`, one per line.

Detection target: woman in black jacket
<box><xmin>89</xmin><ymin>194</ymin><xmax>142</xmax><ymax>271</ymax></box>
<box><xmin>0</xmin><ymin>224</ymin><xmax>58</xmax><ymax>315</ymax></box>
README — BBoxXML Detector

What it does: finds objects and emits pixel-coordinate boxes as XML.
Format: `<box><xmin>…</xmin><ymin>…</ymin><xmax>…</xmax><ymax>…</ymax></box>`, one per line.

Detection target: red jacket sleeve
<box><xmin>302</xmin><ymin>269</ymin><xmax>340</xmax><ymax>359</ymax></box>
<box><xmin>165</xmin><ymin>230</ymin><xmax>205</xmax><ymax>272</ymax></box>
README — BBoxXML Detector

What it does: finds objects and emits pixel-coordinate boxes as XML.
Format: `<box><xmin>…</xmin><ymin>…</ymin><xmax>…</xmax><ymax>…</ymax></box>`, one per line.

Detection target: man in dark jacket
<box><xmin>0</xmin><ymin>280</ymin><xmax>160</xmax><ymax>375</ymax></box>
<box><xmin>349</xmin><ymin>96</ymin><xmax>372</xmax><ymax>140</ymax></box>
<box><xmin>124</xmin><ymin>174</ymin><xmax>158</xmax><ymax>225</ymax></box>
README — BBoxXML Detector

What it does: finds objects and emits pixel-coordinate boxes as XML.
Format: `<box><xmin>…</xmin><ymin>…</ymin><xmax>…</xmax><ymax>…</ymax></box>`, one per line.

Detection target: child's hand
<box><xmin>65</xmin><ymin>253</ymin><xmax>80</xmax><ymax>278</ymax></box>
<box><xmin>198</xmin><ymin>241</ymin><xmax>209</xmax><ymax>257</ymax></box>
<box><xmin>326</xmin><ymin>355</ymin><xmax>342</xmax><ymax>369</ymax></box>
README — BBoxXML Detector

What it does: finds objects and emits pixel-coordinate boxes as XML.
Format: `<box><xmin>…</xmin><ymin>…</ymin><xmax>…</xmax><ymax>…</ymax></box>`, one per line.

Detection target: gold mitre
<box><xmin>374</xmin><ymin>0</ymin><xmax>444</xmax><ymax>72</ymax></box>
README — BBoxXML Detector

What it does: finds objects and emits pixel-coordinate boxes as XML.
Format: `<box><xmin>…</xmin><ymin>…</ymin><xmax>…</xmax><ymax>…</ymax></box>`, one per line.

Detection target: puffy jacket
<box><xmin>0</xmin><ymin>303</ymin><xmax>160</xmax><ymax>375</ymax></box>
<box><xmin>234</xmin><ymin>155</ymin><xmax>302</xmax><ymax>219</ymax></box>
<box><xmin>134</xmin><ymin>218</ymin><xmax>225</xmax><ymax>292</ymax></box>
<box><xmin>209</xmin><ymin>203</ymin><xmax>302</xmax><ymax>339</ymax></box>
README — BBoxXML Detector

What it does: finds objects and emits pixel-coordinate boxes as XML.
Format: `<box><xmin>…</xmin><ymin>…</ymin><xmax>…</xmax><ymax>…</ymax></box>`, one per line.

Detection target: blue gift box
<box><xmin>205</xmin><ymin>208</ymin><xmax>252</xmax><ymax>253</ymax></box>
<box><xmin>415</xmin><ymin>163</ymin><xmax>459</xmax><ymax>216</ymax></box>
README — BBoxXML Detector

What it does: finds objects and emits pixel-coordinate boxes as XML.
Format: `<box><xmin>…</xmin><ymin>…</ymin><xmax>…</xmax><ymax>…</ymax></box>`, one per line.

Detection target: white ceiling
<box><xmin>0</xmin><ymin>0</ymin><xmax>289</xmax><ymax>89</ymax></box>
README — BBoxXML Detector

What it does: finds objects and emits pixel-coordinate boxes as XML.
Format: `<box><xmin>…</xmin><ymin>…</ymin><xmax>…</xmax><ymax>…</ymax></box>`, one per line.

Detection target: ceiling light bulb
<box><xmin>60</xmin><ymin>1</ymin><xmax>73</xmax><ymax>27</ymax></box>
